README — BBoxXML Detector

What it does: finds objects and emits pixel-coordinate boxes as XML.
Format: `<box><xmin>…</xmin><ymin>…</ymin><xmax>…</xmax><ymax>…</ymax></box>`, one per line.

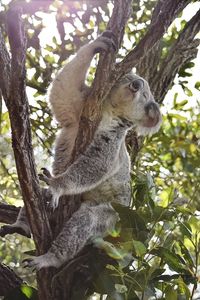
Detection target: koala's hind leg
<box><xmin>24</xmin><ymin>202</ymin><xmax>119</xmax><ymax>270</ymax></box>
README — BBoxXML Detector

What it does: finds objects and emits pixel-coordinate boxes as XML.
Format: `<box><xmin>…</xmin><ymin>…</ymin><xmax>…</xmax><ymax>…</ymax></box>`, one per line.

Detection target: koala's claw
<box><xmin>23</xmin><ymin>258</ymin><xmax>37</xmax><ymax>271</ymax></box>
<box><xmin>48</xmin><ymin>194</ymin><xmax>60</xmax><ymax>211</ymax></box>
<box><xmin>47</xmin><ymin>199</ymin><xmax>58</xmax><ymax>211</ymax></box>
<box><xmin>39</xmin><ymin>168</ymin><xmax>52</xmax><ymax>185</ymax></box>
<box><xmin>39</xmin><ymin>173</ymin><xmax>50</xmax><ymax>185</ymax></box>
<box><xmin>23</xmin><ymin>256</ymin><xmax>47</xmax><ymax>271</ymax></box>
<box><xmin>23</xmin><ymin>253</ymin><xmax>59</xmax><ymax>270</ymax></box>
<box><xmin>41</xmin><ymin>168</ymin><xmax>51</xmax><ymax>178</ymax></box>
<box><xmin>102</xmin><ymin>30</ymin><xmax>118</xmax><ymax>49</ymax></box>
<box><xmin>94</xmin><ymin>31</ymin><xmax>117</xmax><ymax>53</ymax></box>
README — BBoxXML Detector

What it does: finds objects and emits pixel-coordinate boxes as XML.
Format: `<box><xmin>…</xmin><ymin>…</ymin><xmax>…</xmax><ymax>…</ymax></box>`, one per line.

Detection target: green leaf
<box><xmin>94</xmin><ymin>269</ymin><xmax>125</xmax><ymax>298</ymax></box>
<box><xmin>195</xmin><ymin>81</ymin><xmax>200</xmax><ymax>91</ymax></box>
<box><xmin>115</xmin><ymin>284</ymin><xmax>128</xmax><ymax>294</ymax></box>
<box><xmin>132</xmin><ymin>240</ymin><xmax>147</xmax><ymax>257</ymax></box>
<box><xmin>179</xmin><ymin>222</ymin><xmax>192</xmax><ymax>239</ymax></box>
<box><xmin>151</xmin><ymin>247</ymin><xmax>187</xmax><ymax>273</ymax></box>
<box><xmin>112</xmin><ymin>204</ymin><xmax>148</xmax><ymax>241</ymax></box>
<box><xmin>94</xmin><ymin>238</ymin><xmax>128</xmax><ymax>260</ymax></box>
<box><xmin>168</xmin><ymin>113</ymin><xmax>187</xmax><ymax>121</ymax></box>
<box><xmin>21</xmin><ymin>285</ymin><xmax>35</xmax><ymax>299</ymax></box>
<box><xmin>174</xmin><ymin>100</ymin><xmax>188</xmax><ymax>109</ymax></box>
<box><xmin>4</xmin><ymin>285</ymin><xmax>37</xmax><ymax>300</ymax></box>
<box><xmin>175</xmin><ymin>277</ymin><xmax>190</xmax><ymax>299</ymax></box>
<box><xmin>165</xmin><ymin>286</ymin><xmax>178</xmax><ymax>300</ymax></box>
<box><xmin>44</xmin><ymin>54</ymin><xmax>55</xmax><ymax>64</ymax></box>
<box><xmin>128</xmin><ymin>269</ymin><xmax>147</xmax><ymax>292</ymax></box>
<box><xmin>149</xmin><ymin>268</ymin><xmax>165</xmax><ymax>280</ymax></box>
<box><xmin>183</xmin><ymin>86</ymin><xmax>193</xmax><ymax>97</ymax></box>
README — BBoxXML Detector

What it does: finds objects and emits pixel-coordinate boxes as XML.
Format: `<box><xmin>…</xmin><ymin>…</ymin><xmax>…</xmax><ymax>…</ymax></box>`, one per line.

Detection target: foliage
<box><xmin>0</xmin><ymin>0</ymin><xmax>199</xmax><ymax>299</ymax></box>
<box><xmin>0</xmin><ymin>234</ymin><xmax>35</xmax><ymax>286</ymax></box>
<box><xmin>4</xmin><ymin>285</ymin><xmax>37</xmax><ymax>300</ymax></box>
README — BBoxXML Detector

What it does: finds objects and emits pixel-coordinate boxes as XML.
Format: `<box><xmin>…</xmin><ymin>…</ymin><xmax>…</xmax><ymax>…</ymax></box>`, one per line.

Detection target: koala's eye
<box><xmin>129</xmin><ymin>79</ymin><xmax>144</xmax><ymax>92</ymax></box>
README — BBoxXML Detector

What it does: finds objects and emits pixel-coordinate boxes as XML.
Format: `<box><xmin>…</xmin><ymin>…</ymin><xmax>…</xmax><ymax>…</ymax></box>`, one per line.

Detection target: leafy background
<box><xmin>0</xmin><ymin>0</ymin><xmax>199</xmax><ymax>299</ymax></box>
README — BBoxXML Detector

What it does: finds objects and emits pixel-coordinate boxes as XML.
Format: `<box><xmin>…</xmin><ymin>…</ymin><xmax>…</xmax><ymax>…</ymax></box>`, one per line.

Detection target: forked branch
<box><xmin>117</xmin><ymin>0</ymin><xmax>191</xmax><ymax>76</ymax></box>
<box><xmin>151</xmin><ymin>8</ymin><xmax>200</xmax><ymax>101</ymax></box>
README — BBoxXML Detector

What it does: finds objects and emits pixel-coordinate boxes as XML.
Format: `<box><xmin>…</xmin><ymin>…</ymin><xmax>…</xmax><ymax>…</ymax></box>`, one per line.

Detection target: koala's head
<box><xmin>109</xmin><ymin>73</ymin><xmax>162</xmax><ymax>136</ymax></box>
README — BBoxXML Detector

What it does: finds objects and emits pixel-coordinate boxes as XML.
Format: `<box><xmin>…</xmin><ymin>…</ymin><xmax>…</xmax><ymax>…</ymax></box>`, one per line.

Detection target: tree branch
<box><xmin>135</xmin><ymin>0</ymin><xmax>167</xmax><ymax>81</ymax></box>
<box><xmin>6</xmin><ymin>6</ymin><xmax>51</xmax><ymax>252</ymax></box>
<box><xmin>73</xmin><ymin>0</ymin><xmax>132</xmax><ymax>160</ymax></box>
<box><xmin>0</xmin><ymin>263</ymin><xmax>23</xmax><ymax>296</ymax></box>
<box><xmin>4</xmin><ymin>7</ymin><xmax>53</xmax><ymax>300</ymax></box>
<box><xmin>136</xmin><ymin>42</ymin><xmax>162</xmax><ymax>83</ymax></box>
<box><xmin>0</xmin><ymin>30</ymin><xmax>11</xmax><ymax>102</ymax></box>
<box><xmin>26</xmin><ymin>80</ymin><xmax>47</xmax><ymax>94</ymax></box>
<box><xmin>9</xmin><ymin>0</ymin><xmax>52</xmax><ymax>14</ymax></box>
<box><xmin>0</xmin><ymin>203</ymin><xmax>19</xmax><ymax>224</ymax></box>
<box><xmin>151</xmin><ymin>8</ymin><xmax>200</xmax><ymax>101</ymax></box>
<box><xmin>56</xmin><ymin>1</ymin><xmax>133</xmax><ymax>296</ymax></box>
<box><xmin>93</xmin><ymin>0</ymin><xmax>132</xmax><ymax>98</ymax></box>
<box><xmin>116</xmin><ymin>0</ymin><xmax>191</xmax><ymax>76</ymax></box>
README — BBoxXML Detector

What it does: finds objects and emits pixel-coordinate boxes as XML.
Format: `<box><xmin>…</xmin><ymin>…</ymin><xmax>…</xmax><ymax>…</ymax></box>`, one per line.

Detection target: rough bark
<box><xmin>0</xmin><ymin>203</ymin><xmax>19</xmax><ymax>224</ymax></box>
<box><xmin>1</xmin><ymin>7</ymin><xmax>52</xmax><ymax>252</ymax></box>
<box><xmin>0</xmin><ymin>263</ymin><xmax>23</xmax><ymax>297</ymax></box>
<box><xmin>114</xmin><ymin>0</ymin><xmax>192</xmax><ymax>80</ymax></box>
<box><xmin>151</xmin><ymin>9</ymin><xmax>200</xmax><ymax>101</ymax></box>
<box><xmin>137</xmin><ymin>8</ymin><xmax>200</xmax><ymax>101</ymax></box>
<box><xmin>73</xmin><ymin>0</ymin><xmax>132</xmax><ymax>159</ymax></box>
<box><xmin>0</xmin><ymin>30</ymin><xmax>10</xmax><ymax>101</ymax></box>
<box><xmin>9</xmin><ymin>0</ymin><xmax>52</xmax><ymax>14</ymax></box>
<box><xmin>1</xmin><ymin>6</ymin><xmax>53</xmax><ymax>300</ymax></box>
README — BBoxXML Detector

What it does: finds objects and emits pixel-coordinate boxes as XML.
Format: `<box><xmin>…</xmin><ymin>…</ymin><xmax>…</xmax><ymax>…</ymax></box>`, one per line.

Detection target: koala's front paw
<box><xmin>23</xmin><ymin>253</ymin><xmax>59</xmax><ymax>270</ymax></box>
<box><xmin>93</xmin><ymin>30</ymin><xmax>118</xmax><ymax>54</ymax></box>
<box><xmin>39</xmin><ymin>168</ymin><xmax>52</xmax><ymax>185</ymax></box>
<box><xmin>101</xmin><ymin>30</ymin><xmax>117</xmax><ymax>43</ymax></box>
<box><xmin>23</xmin><ymin>257</ymin><xmax>43</xmax><ymax>271</ymax></box>
<box><xmin>39</xmin><ymin>168</ymin><xmax>62</xmax><ymax>210</ymax></box>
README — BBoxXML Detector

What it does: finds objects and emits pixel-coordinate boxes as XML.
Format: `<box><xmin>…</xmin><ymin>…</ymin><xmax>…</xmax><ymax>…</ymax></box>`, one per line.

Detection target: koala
<box><xmin>23</xmin><ymin>32</ymin><xmax>161</xmax><ymax>270</ymax></box>
<box><xmin>1</xmin><ymin>33</ymin><xmax>161</xmax><ymax>268</ymax></box>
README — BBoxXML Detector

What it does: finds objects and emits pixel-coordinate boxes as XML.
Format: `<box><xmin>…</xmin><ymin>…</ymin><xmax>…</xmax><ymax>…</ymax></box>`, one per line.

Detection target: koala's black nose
<box><xmin>144</xmin><ymin>102</ymin><xmax>160</xmax><ymax>119</ymax></box>
<box><xmin>129</xmin><ymin>79</ymin><xmax>144</xmax><ymax>92</ymax></box>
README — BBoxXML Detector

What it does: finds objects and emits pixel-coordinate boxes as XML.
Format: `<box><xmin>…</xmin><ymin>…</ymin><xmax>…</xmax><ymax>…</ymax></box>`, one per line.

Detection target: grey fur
<box><xmin>7</xmin><ymin>33</ymin><xmax>162</xmax><ymax>269</ymax></box>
